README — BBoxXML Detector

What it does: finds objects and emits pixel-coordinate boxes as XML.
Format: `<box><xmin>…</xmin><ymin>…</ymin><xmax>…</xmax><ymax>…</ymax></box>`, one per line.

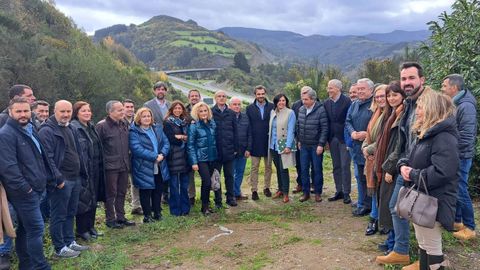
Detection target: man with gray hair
<box><xmin>296</xmin><ymin>86</ymin><xmax>329</xmax><ymax>202</ymax></box>
<box><xmin>324</xmin><ymin>79</ymin><xmax>352</xmax><ymax>204</ymax></box>
<box><xmin>96</xmin><ymin>101</ymin><xmax>135</xmax><ymax>229</ymax></box>
<box><xmin>442</xmin><ymin>74</ymin><xmax>477</xmax><ymax>241</ymax></box>
<box><xmin>345</xmin><ymin>78</ymin><xmax>374</xmax><ymax>216</ymax></box>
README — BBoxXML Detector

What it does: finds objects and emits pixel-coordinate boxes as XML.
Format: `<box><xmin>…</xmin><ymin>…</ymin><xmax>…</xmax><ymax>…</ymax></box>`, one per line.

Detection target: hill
<box><xmin>218</xmin><ymin>27</ymin><xmax>429</xmax><ymax>71</ymax></box>
<box><xmin>0</xmin><ymin>0</ymin><xmax>159</xmax><ymax>119</ymax></box>
<box><xmin>93</xmin><ymin>16</ymin><xmax>274</xmax><ymax>70</ymax></box>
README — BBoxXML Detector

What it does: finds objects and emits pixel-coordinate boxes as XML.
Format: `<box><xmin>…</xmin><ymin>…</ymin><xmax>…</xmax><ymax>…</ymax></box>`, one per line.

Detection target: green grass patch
<box><xmin>239</xmin><ymin>251</ymin><xmax>272</xmax><ymax>270</ymax></box>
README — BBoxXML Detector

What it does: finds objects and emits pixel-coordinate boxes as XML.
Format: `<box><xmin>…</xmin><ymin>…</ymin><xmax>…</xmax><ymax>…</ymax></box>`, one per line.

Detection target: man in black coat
<box><xmin>442</xmin><ymin>74</ymin><xmax>477</xmax><ymax>241</ymax></box>
<box><xmin>229</xmin><ymin>97</ymin><xmax>252</xmax><ymax>200</ymax></box>
<box><xmin>324</xmin><ymin>79</ymin><xmax>352</xmax><ymax>204</ymax></box>
<box><xmin>38</xmin><ymin>100</ymin><xmax>89</xmax><ymax>258</ymax></box>
<box><xmin>212</xmin><ymin>90</ymin><xmax>239</xmax><ymax>207</ymax></box>
<box><xmin>0</xmin><ymin>98</ymin><xmax>53</xmax><ymax>270</ymax></box>
<box><xmin>245</xmin><ymin>85</ymin><xmax>274</xmax><ymax>200</ymax></box>
<box><xmin>296</xmin><ymin>87</ymin><xmax>329</xmax><ymax>202</ymax></box>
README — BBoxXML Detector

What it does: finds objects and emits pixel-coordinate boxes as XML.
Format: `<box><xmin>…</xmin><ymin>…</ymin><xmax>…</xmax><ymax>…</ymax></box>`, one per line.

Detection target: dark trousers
<box><xmin>105</xmin><ymin>170</ymin><xmax>128</xmax><ymax>222</ymax></box>
<box><xmin>139</xmin><ymin>174</ymin><xmax>163</xmax><ymax>219</ymax></box>
<box><xmin>9</xmin><ymin>191</ymin><xmax>51</xmax><ymax>270</ymax></box>
<box><xmin>197</xmin><ymin>162</ymin><xmax>214</xmax><ymax>206</ymax></box>
<box><xmin>49</xmin><ymin>179</ymin><xmax>81</xmax><ymax>252</ymax></box>
<box><xmin>76</xmin><ymin>207</ymin><xmax>97</xmax><ymax>235</ymax></box>
<box><xmin>329</xmin><ymin>138</ymin><xmax>352</xmax><ymax>195</ymax></box>
<box><xmin>214</xmin><ymin>160</ymin><xmax>234</xmax><ymax>203</ymax></box>
<box><xmin>271</xmin><ymin>150</ymin><xmax>290</xmax><ymax>194</ymax></box>
<box><xmin>169</xmin><ymin>173</ymin><xmax>190</xmax><ymax>216</ymax></box>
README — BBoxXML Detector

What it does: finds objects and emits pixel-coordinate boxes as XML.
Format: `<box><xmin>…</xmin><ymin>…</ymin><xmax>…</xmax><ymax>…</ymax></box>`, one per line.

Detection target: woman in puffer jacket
<box><xmin>397</xmin><ymin>91</ymin><xmax>459</xmax><ymax>270</ymax></box>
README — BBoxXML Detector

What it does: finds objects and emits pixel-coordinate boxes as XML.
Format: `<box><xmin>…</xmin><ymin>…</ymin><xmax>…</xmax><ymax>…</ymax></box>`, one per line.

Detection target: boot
<box><xmin>453</xmin><ymin>227</ymin><xmax>476</xmax><ymax>240</ymax></box>
<box><xmin>375</xmin><ymin>251</ymin><xmax>410</xmax><ymax>265</ymax></box>
<box><xmin>401</xmin><ymin>261</ymin><xmax>419</xmax><ymax>270</ymax></box>
<box><xmin>427</xmin><ymin>254</ymin><xmax>445</xmax><ymax>270</ymax></box>
<box><xmin>201</xmin><ymin>204</ymin><xmax>213</xmax><ymax>216</ymax></box>
<box><xmin>453</xmin><ymin>222</ymin><xmax>465</xmax><ymax>231</ymax></box>
<box><xmin>419</xmin><ymin>248</ymin><xmax>428</xmax><ymax>270</ymax></box>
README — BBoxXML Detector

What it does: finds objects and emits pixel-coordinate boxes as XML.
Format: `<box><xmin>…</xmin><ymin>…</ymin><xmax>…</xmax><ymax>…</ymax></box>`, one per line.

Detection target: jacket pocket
<box><xmin>104</xmin><ymin>155</ymin><xmax>121</xmax><ymax>170</ymax></box>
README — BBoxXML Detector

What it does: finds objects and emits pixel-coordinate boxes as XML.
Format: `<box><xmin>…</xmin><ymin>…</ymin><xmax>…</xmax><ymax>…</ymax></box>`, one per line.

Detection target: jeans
<box><xmin>40</xmin><ymin>190</ymin><xmax>50</xmax><ymax>221</ymax></box>
<box><xmin>0</xmin><ymin>203</ymin><xmax>16</xmax><ymax>255</ymax></box>
<box><xmin>354</xmin><ymin>163</ymin><xmax>371</xmax><ymax>210</ymax></box>
<box><xmin>10</xmin><ymin>191</ymin><xmax>50</xmax><ymax>270</ymax></box>
<box><xmin>370</xmin><ymin>192</ymin><xmax>378</xmax><ymax>219</ymax></box>
<box><xmin>455</xmin><ymin>158</ymin><xmax>476</xmax><ymax>230</ymax></box>
<box><xmin>300</xmin><ymin>146</ymin><xmax>324</xmax><ymax>195</ymax></box>
<box><xmin>169</xmin><ymin>173</ymin><xmax>190</xmax><ymax>216</ymax></box>
<box><xmin>139</xmin><ymin>174</ymin><xmax>163</xmax><ymax>219</ymax></box>
<box><xmin>233</xmin><ymin>156</ymin><xmax>247</xmax><ymax>196</ymax></box>
<box><xmin>389</xmin><ymin>175</ymin><xmax>410</xmax><ymax>255</ymax></box>
<box><xmin>385</xmin><ymin>230</ymin><xmax>395</xmax><ymax>251</ymax></box>
<box><xmin>271</xmin><ymin>150</ymin><xmax>290</xmax><ymax>194</ymax></box>
<box><xmin>49</xmin><ymin>179</ymin><xmax>81</xmax><ymax>252</ymax></box>
<box><xmin>295</xmin><ymin>150</ymin><xmax>314</xmax><ymax>187</ymax></box>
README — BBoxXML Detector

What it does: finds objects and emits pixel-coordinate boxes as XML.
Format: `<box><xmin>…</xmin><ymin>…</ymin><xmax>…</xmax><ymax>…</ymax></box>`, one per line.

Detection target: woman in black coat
<box><xmin>397</xmin><ymin>91</ymin><xmax>459</xmax><ymax>270</ymax></box>
<box><xmin>71</xmin><ymin>101</ymin><xmax>105</xmax><ymax>241</ymax></box>
<box><xmin>164</xmin><ymin>101</ymin><xmax>190</xmax><ymax>216</ymax></box>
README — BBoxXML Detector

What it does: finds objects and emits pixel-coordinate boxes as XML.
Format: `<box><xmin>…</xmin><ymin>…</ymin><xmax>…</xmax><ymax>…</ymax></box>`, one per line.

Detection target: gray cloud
<box><xmin>55</xmin><ymin>0</ymin><xmax>454</xmax><ymax>35</ymax></box>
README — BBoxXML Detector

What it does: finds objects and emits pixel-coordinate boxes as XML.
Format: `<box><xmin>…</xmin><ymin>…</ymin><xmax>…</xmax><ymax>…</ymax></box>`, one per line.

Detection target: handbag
<box><xmin>211</xmin><ymin>169</ymin><xmax>221</xmax><ymax>191</ymax></box>
<box><xmin>395</xmin><ymin>173</ymin><xmax>438</xmax><ymax>228</ymax></box>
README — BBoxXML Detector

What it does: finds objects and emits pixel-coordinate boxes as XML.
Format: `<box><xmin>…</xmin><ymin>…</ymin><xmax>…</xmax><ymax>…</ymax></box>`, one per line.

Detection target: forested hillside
<box><xmin>0</xmin><ymin>0</ymin><xmax>159</xmax><ymax>119</ymax></box>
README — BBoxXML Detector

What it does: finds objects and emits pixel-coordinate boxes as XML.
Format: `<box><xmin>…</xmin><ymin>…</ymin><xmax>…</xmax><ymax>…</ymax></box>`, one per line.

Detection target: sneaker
<box><xmin>55</xmin><ymin>246</ymin><xmax>81</xmax><ymax>258</ymax></box>
<box><xmin>69</xmin><ymin>240</ymin><xmax>89</xmax><ymax>251</ymax></box>
<box><xmin>263</xmin><ymin>188</ymin><xmax>272</xmax><ymax>197</ymax></box>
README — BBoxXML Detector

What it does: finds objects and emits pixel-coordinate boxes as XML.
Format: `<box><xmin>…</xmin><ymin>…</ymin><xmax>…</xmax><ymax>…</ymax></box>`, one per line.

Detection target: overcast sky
<box><xmin>54</xmin><ymin>0</ymin><xmax>454</xmax><ymax>36</ymax></box>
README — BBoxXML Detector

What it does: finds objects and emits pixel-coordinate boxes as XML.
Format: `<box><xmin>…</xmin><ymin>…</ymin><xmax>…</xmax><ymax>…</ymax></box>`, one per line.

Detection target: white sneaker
<box><xmin>55</xmin><ymin>246</ymin><xmax>80</xmax><ymax>258</ymax></box>
<box><xmin>68</xmin><ymin>240</ymin><xmax>90</xmax><ymax>251</ymax></box>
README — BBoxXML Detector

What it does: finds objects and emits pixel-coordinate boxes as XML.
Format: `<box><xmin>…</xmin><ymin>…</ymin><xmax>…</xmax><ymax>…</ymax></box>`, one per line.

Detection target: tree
<box><xmin>233</xmin><ymin>52</ymin><xmax>250</xmax><ymax>73</ymax></box>
<box><xmin>420</xmin><ymin>0</ymin><xmax>480</xmax><ymax>196</ymax></box>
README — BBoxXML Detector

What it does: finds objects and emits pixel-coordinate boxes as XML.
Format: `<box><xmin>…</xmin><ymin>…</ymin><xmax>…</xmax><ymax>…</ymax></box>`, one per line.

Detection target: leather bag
<box><xmin>395</xmin><ymin>173</ymin><xmax>438</xmax><ymax>228</ymax></box>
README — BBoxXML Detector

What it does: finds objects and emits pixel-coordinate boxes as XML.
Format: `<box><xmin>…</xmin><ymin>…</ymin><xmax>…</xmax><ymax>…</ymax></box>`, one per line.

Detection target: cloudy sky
<box><xmin>54</xmin><ymin>0</ymin><xmax>454</xmax><ymax>36</ymax></box>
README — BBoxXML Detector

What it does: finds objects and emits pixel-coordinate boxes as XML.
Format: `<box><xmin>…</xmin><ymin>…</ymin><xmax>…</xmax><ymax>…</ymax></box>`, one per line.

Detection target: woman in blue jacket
<box><xmin>129</xmin><ymin>107</ymin><xmax>170</xmax><ymax>223</ymax></box>
<box><xmin>187</xmin><ymin>102</ymin><xmax>217</xmax><ymax>215</ymax></box>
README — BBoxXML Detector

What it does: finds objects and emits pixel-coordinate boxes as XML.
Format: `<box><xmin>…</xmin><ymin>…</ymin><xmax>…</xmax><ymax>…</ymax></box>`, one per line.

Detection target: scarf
<box><xmin>364</xmin><ymin>108</ymin><xmax>385</xmax><ymax>194</ymax></box>
<box><xmin>374</xmin><ymin>104</ymin><xmax>404</xmax><ymax>185</ymax></box>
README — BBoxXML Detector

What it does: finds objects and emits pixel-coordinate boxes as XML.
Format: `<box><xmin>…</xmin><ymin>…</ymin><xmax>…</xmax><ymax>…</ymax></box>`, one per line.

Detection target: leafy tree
<box><xmin>420</xmin><ymin>0</ymin><xmax>480</xmax><ymax>195</ymax></box>
<box><xmin>233</xmin><ymin>52</ymin><xmax>250</xmax><ymax>73</ymax></box>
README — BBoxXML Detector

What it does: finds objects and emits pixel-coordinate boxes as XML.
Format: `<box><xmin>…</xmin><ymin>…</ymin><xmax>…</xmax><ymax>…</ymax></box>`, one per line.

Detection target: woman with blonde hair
<box><xmin>398</xmin><ymin>91</ymin><xmax>458</xmax><ymax>270</ymax></box>
<box><xmin>362</xmin><ymin>84</ymin><xmax>391</xmax><ymax>236</ymax></box>
<box><xmin>187</xmin><ymin>102</ymin><xmax>218</xmax><ymax>215</ymax></box>
<box><xmin>129</xmin><ymin>107</ymin><xmax>170</xmax><ymax>223</ymax></box>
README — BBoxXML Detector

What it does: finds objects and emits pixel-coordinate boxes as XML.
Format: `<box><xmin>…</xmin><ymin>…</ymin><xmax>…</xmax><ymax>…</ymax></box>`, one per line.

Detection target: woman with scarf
<box><xmin>373</xmin><ymin>81</ymin><xmax>406</xmax><ymax>256</ymax></box>
<box><xmin>164</xmin><ymin>101</ymin><xmax>191</xmax><ymax>216</ymax></box>
<box><xmin>362</xmin><ymin>84</ymin><xmax>391</xmax><ymax>236</ymax></box>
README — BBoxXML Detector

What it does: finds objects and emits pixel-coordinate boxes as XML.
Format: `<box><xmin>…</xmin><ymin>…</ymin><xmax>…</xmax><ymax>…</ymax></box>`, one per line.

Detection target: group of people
<box><xmin>0</xmin><ymin>61</ymin><xmax>476</xmax><ymax>270</ymax></box>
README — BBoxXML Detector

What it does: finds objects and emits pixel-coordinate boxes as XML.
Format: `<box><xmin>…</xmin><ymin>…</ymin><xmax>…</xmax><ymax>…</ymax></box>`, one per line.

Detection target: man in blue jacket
<box><xmin>38</xmin><ymin>100</ymin><xmax>89</xmax><ymax>258</ymax></box>
<box><xmin>345</xmin><ymin>78</ymin><xmax>374</xmax><ymax>217</ymax></box>
<box><xmin>442</xmin><ymin>74</ymin><xmax>477</xmax><ymax>241</ymax></box>
<box><xmin>0</xmin><ymin>97</ymin><xmax>53</xmax><ymax>270</ymax></box>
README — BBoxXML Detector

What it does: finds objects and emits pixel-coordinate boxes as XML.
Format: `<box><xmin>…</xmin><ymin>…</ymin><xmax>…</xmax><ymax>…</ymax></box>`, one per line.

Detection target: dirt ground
<box><xmin>121</xmin><ymin>170</ymin><xmax>479</xmax><ymax>270</ymax></box>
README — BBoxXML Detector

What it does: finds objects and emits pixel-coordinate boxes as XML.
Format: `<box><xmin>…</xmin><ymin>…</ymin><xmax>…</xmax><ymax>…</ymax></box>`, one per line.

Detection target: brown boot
<box><xmin>272</xmin><ymin>191</ymin><xmax>283</xmax><ymax>199</ymax></box>
<box><xmin>453</xmin><ymin>227</ymin><xmax>476</xmax><ymax>240</ymax></box>
<box><xmin>299</xmin><ymin>194</ymin><xmax>310</xmax><ymax>202</ymax></box>
<box><xmin>401</xmin><ymin>261</ymin><xmax>419</xmax><ymax>270</ymax></box>
<box><xmin>315</xmin><ymin>194</ymin><xmax>322</xmax><ymax>202</ymax></box>
<box><xmin>375</xmin><ymin>251</ymin><xmax>410</xmax><ymax>265</ymax></box>
<box><xmin>292</xmin><ymin>185</ymin><xmax>302</xmax><ymax>193</ymax></box>
<box><xmin>453</xmin><ymin>222</ymin><xmax>465</xmax><ymax>231</ymax></box>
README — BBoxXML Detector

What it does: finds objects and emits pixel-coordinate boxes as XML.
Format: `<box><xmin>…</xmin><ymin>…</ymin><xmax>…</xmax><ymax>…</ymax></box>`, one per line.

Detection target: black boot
<box><xmin>419</xmin><ymin>248</ymin><xmax>428</xmax><ymax>270</ymax></box>
<box><xmin>365</xmin><ymin>218</ymin><xmax>378</xmax><ymax>236</ymax></box>
<box><xmin>427</xmin><ymin>254</ymin><xmax>445</xmax><ymax>270</ymax></box>
<box><xmin>201</xmin><ymin>204</ymin><xmax>213</xmax><ymax>216</ymax></box>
